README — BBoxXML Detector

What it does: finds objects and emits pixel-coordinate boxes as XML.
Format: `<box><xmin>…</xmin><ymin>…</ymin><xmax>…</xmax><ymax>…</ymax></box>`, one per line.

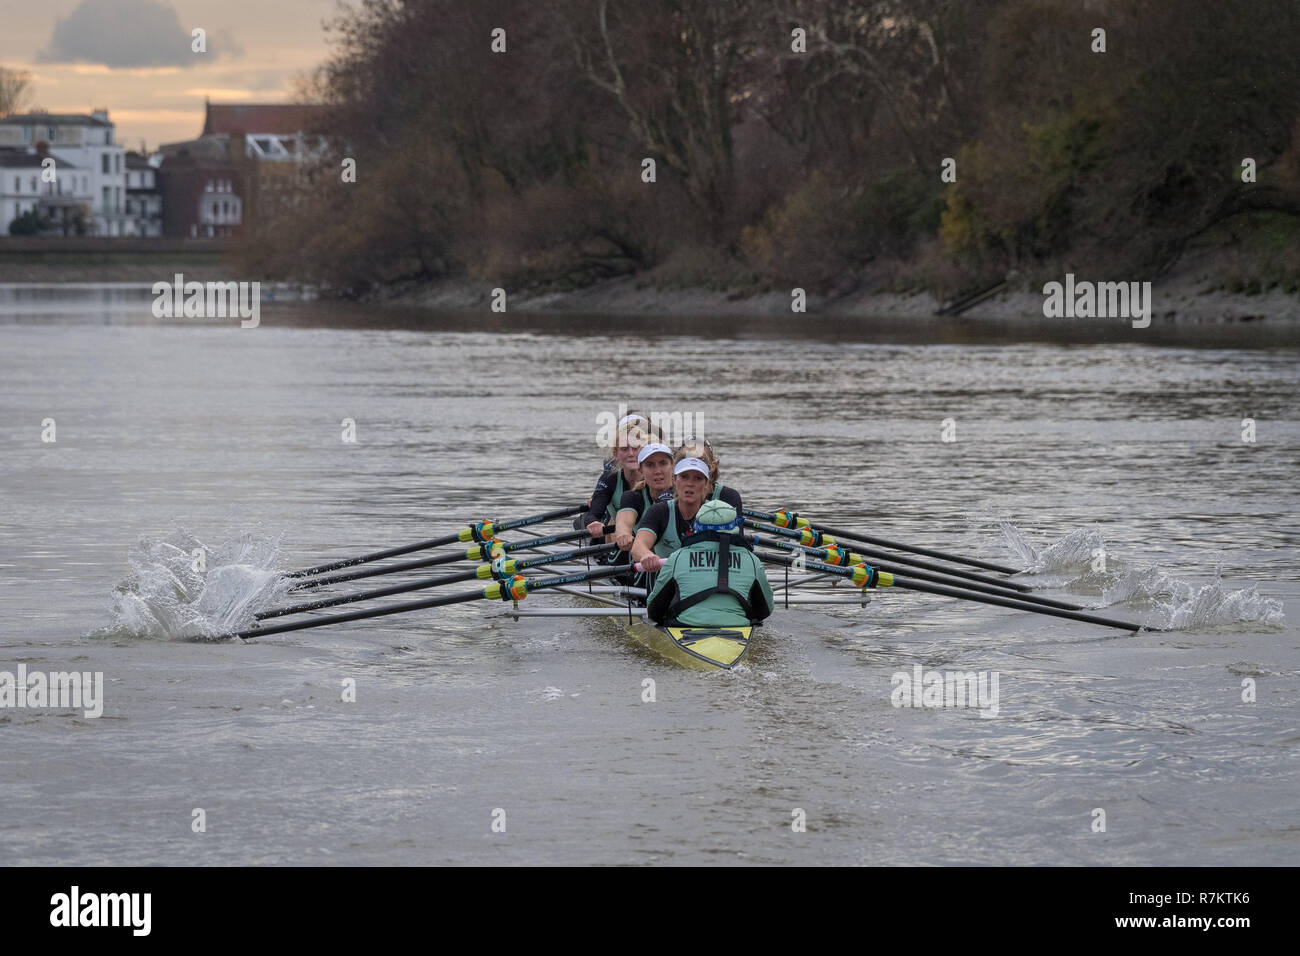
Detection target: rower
<box><xmin>613</xmin><ymin>443</ymin><xmax>675</xmax><ymax>553</ymax></box>
<box><xmin>645</xmin><ymin>500</ymin><xmax>774</xmax><ymax>627</ymax></box>
<box><xmin>575</xmin><ymin>411</ymin><xmax>651</xmax><ymax>537</ymax></box>
<box><xmin>674</xmin><ymin>441</ymin><xmax>742</xmax><ymax>513</ymax></box>
<box><xmin>630</xmin><ymin>456</ymin><xmax>715</xmax><ymax>571</ymax></box>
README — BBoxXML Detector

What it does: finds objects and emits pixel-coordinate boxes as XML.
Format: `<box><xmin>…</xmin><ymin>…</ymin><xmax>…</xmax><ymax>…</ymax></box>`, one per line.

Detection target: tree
<box><xmin>9</xmin><ymin>210</ymin><xmax>49</xmax><ymax>236</ymax></box>
<box><xmin>560</xmin><ymin>0</ymin><xmax>760</xmax><ymax>239</ymax></box>
<box><xmin>0</xmin><ymin>67</ymin><xmax>32</xmax><ymax>116</ymax></box>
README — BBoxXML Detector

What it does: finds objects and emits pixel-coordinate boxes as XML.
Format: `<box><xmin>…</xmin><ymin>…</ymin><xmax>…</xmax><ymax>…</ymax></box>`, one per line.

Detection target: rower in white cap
<box><xmin>632</xmin><ymin>455</ymin><xmax>729</xmax><ymax>572</ymax></box>
<box><xmin>612</xmin><ymin>443</ymin><xmax>675</xmax><ymax>553</ymax></box>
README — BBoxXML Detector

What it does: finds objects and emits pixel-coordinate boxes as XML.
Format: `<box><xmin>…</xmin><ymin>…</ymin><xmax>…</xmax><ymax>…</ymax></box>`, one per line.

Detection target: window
<box><xmin>206</xmin><ymin>179</ymin><xmax>214</xmax><ymax>192</ymax></box>
<box><xmin>102</xmin><ymin>154</ymin><xmax>110</xmax><ymax>174</ymax></box>
<box><xmin>30</xmin><ymin>176</ymin><xmax>36</xmax><ymax>191</ymax></box>
<box><xmin>102</xmin><ymin>186</ymin><xmax>111</xmax><ymax>212</ymax></box>
<box><xmin>114</xmin><ymin>154</ymin><xmax>121</xmax><ymax>174</ymax></box>
<box><xmin>12</xmin><ymin>177</ymin><xmax>18</xmax><ymax>193</ymax></box>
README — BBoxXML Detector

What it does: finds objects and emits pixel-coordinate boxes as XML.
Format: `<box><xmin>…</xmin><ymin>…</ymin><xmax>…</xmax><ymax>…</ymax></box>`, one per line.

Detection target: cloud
<box><xmin>38</xmin><ymin>0</ymin><xmax>242</xmax><ymax>68</ymax></box>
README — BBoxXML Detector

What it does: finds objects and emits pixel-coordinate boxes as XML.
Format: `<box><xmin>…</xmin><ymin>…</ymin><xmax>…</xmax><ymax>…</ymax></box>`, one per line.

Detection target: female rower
<box><xmin>674</xmin><ymin>441</ymin><xmax>742</xmax><ymax>513</ymax></box>
<box><xmin>575</xmin><ymin>410</ymin><xmax>653</xmax><ymax>536</ymax></box>
<box><xmin>612</xmin><ymin>443</ymin><xmax>675</xmax><ymax>552</ymax></box>
<box><xmin>630</xmin><ymin>456</ymin><xmax>717</xmax><ymax>573</ymax></box>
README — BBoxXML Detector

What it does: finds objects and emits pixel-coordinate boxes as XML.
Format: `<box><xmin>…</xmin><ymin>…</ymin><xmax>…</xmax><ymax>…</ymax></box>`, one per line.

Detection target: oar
<box><xmin>288</xmin><ymin>526</ymin><xmax>606</xmax><ymax>591</ymax></box>
<box><xmin>752</xmin><ymin>535</ymin><xmax>1085</xmax><ymax>612</ymax></box>
<box><xmin>751</xmin><ymin>520</ymin><xmax>1034</xmax><ymax>593</ymax></box>
<box><xmin>210</xmin><ymin>563</ymin><xmax>644</xmax><ymax>642</ymax></box>
<box><xmin>261</xmin><ymin>543</ymin><xmax>619</xmax><ymax>619</ymax></box>
<box><xmin>747</xmin><ymin>508</ymin><xmax>1020</xmax><ymax>575</ymax></box>
<box><xmin>758</xmin><ymin>552</ymin><xmax>1152</xmax><ymax>633</ymax></box>
<box><xmin>285</xmin><ymin>504</ymin><xmax>585</xmax><ymax>578</ymax></box>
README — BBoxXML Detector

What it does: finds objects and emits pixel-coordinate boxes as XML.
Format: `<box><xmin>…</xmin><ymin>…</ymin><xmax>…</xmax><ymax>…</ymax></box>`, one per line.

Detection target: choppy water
<box><xmin>1</xmin><ymin>286</ymin><xmax>1297</xmax><ymax>865</ymax></box>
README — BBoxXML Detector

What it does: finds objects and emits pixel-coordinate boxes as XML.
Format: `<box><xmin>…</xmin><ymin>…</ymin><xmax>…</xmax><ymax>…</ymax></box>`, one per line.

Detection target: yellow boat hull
<box><xmin>624</xmin><ymin>621</ymin><xmax>754</xmax><ymax>671</ymax></box>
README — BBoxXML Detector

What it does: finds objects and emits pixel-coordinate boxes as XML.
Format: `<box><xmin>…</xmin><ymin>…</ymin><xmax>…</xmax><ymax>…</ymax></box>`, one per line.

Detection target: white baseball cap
<box><xmin>637</xmin><ymin>443</ymin><xmax>673</xmax><ymax>464</ymax></box>
<box><xmin>673</xmin><ymin>457</ymin><xmax>710</xmax><ymax>477</ymax></box>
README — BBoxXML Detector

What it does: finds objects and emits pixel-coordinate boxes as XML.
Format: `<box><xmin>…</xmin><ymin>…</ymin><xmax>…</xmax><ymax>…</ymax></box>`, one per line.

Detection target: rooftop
<box><xmin>0</xmin><ymin>112</ymin><xmax>113</xmax><ymax>128</ymax></box>
<box><xmin>202</xmin><ymin>103</ymin><xmax>323</xmax><ymax>136</ymax></box>
<box><xmin>0</xmin><ymin>148</ymin><xmax>79</xmax><ymax>169</ymax></box>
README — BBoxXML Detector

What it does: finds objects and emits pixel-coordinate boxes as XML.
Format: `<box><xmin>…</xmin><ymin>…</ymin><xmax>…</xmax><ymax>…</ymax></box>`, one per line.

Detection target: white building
<box><xmin>0</xmin><ymin>110</ymin><xmax>127</xmax><ymax>236</ymax></box>
<box><xmin>0</xmin><ymin>148</ymin><xmax>93</xmax><ymax>235</ymax></box>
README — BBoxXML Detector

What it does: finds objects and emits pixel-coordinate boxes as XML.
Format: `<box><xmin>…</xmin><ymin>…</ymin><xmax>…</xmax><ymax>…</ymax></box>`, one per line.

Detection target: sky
<box><xmin>1</xmin><ymin>0</ymin><xmax>337</xmax><ymax>149</ymax></box>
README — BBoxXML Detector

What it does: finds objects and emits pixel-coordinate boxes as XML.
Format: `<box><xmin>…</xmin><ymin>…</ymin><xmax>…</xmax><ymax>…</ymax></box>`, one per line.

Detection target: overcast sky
<box><xmin>1</xmin><ymin>0</ymin><xmax>336</xmax><ymax>149</ymax></box>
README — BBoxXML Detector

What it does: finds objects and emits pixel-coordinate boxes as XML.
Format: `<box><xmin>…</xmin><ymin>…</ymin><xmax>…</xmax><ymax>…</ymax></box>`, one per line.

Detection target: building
<box><xmin>157</xmin><ymin>100</ymin><xmax>325</xmax><ymax>238</ymax></box>
<box><xmin>157</xmin><ymin>133</ymin><xmax>247</xmax><ymax>238</ymax></box>
<box><xmin>0</xmin><ymin>110</ymin><xmax>127</xmax><ymax>235</ymax></box>
<box><xmin>124</xmin><ymin>151</ymin><xmax>163</xmax><ymax>237</ymax></box>
<box><xmin>0</xmin><ymin>146</ymin><xmax>94</xmax><ymax>236</ymax></box>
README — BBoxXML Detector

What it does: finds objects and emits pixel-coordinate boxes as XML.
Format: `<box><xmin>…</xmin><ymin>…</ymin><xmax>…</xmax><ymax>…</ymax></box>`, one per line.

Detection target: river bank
<box><xmin>389</xmin><ymin>260</ymin><xmax>1299</xmax><ymax>324</ymax></box>
<box><xmin>3</xmin><ymin>239</ymin><xmax>1295</xmax><ymax>324</ymax></box>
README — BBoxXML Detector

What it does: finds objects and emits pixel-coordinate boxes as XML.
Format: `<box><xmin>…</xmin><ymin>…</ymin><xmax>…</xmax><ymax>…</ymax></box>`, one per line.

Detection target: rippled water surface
<box><xmin>1</xmin><ymin>287</ymin><xmax>1297</xmax><ymax>865</ymax></box>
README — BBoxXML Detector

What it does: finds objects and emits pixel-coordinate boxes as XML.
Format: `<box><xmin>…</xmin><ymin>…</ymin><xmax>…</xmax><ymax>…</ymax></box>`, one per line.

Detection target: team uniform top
<box><xmin>578</xmin><ymin>464</ymin><xmax>629</xmax><ymax>528</ymax></box>
<box><xmin>635</xmin><ymin>485</ymin><xmax>743</xmax><ymax>554</ymax></box>
<box><xmin>645</xmin><ymin>530</ymin><xmax>775</xmax><ymax>627</ymax></box>
<box><xmin>615</xmin><ymin>486</ymin><xmax>674</xmax><ymax>524</ymax></box>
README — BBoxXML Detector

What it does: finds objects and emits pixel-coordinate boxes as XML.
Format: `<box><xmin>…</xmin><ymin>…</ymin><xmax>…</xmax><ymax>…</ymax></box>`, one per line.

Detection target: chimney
<box><xmin>91</xmin><ymin>108</ymin><xmax>109</xmax><ymax>122</ymax></box>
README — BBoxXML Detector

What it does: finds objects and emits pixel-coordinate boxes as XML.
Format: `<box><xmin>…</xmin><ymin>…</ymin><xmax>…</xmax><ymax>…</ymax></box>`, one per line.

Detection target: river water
<box><xmin>1</xmin><ymin>284</ymin><xmax>1297</xmax><ymax>865</ymax></box>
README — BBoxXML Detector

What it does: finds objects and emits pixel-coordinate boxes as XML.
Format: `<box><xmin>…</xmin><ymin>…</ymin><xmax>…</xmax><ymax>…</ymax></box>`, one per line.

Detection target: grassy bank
<box><xmin>0</xmin><ymin>238</ymin><xmax>236</xmax><ymax>283</ymax></box>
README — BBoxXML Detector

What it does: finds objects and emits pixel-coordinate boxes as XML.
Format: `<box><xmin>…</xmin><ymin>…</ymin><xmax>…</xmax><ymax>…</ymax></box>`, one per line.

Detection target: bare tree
<box><xmin>561</xmin><ymin>0</ymin><xmax>758</xmax><ymax>237</ymax></box>
<box><xmin>0</xmin><ymin>67</ymin><xmax>33</xmax><ymax>117</ymax></box>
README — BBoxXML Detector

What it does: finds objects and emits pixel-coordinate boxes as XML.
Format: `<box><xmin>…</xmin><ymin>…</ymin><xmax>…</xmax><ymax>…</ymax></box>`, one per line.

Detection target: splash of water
<box><xmin>999</xmin><ymin>521</ymin><xmax>1106</xmax><ymax>575</ymax></box>
<box><xmin>97</xmin><ymin>528</ymin><xmax>290</xmax><ymax>640</ymax></box>
<box><xmin>995</xmin><ymin>521</ymin><xmax>1284</xmax><ymax>631</ymax></box>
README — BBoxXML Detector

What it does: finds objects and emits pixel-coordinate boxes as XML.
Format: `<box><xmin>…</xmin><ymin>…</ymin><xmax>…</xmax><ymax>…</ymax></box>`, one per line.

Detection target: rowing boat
<box><xmin>624</xmin><ymin>621</ymin><xmax>753</xmax><ymax>670</ymax></box>
<box><xmin>221</xmin><ymin>504</ymin><xmax>1152</xmax><ymax>655</ymax></box>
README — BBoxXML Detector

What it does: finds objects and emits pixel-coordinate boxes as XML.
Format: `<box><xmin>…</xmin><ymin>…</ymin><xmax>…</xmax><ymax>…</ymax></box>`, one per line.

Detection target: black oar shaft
<box><xmin>758</xmin><ymin>552</ymin><xmax>1148</xmax><ymax>633</ymax></box>
<box><xmin>261</xmin><ymin>543</ymin><xmax>618</xmax><ymax>619</ymax></box>
<box><xmin>754</xmin><ymin>537</ymin><xmax>1082</xmax><ymax>611</ymax></box>
<box><xmin>290</xmin><ymin>544</ymin><xmax>487</xmax><ymax>591</ymax></box>
<box><xmin>747</xmin><ymin>508</ymin><xmax>1019</xmax><ymax>575</ymax></box>
<box><xmin>753</xmin><ymin>521</ymin><xmax>1032</xmax><ymax>592</ymax></box>
<box><xmin>224</xmin><ymin>564</ymin><xmax>630</xmax><ymax>641</ymax></box>
<box><xmin>889</xmin><ymin>575</ymin><xmax>1150</xmax><ymax>632</ymax></box>
<box><xmin>288</xmin><ymin>526</ymin><xmax>602</xmax><ymax>591</ymax></box>
<box><xmin>286</xmin><ymin>504</ymin><xmax>584</xmax><ymax>578</ymax></box>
